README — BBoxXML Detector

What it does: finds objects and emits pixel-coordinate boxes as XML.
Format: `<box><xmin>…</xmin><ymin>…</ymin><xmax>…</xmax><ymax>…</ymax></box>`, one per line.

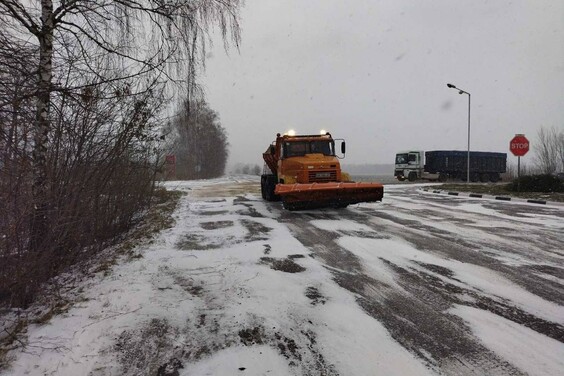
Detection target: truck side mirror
<box><xmin>341</xmin><ymin>142</ymin><xmax>346</xmax><ymax>154</ymax></box>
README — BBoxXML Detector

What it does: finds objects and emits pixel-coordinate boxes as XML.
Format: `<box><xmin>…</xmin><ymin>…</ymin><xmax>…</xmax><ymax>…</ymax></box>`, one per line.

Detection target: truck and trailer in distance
<box><xmin>394</xmin><ymin>150</ymin><xmax>507</xmax><ymax>183</ymax></box>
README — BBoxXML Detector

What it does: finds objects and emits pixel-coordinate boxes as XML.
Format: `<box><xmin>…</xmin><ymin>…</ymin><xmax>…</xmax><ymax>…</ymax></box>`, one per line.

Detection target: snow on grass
<box><xmin>450</xmin><ymin>305</ymin><xmax>564</xmax><ymax>376</ymax></box>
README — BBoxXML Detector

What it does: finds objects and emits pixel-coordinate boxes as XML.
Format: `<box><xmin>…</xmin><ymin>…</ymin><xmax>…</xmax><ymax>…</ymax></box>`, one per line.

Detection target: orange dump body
<box><xmin>275</xmin><ymin>182</ymin><xmax>384</xmax><ymax>210</ymax></box>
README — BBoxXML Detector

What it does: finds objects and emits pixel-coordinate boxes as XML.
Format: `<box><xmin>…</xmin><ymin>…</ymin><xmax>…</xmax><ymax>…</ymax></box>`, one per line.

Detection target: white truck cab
<box><xmin>394</xmin><ymin>151</ymin><xmax>441</xmax><ymax>182</ymax></box>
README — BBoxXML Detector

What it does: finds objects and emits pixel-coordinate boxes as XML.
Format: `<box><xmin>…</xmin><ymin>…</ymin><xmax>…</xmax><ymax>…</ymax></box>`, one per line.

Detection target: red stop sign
<box><xmin>510</xmin><ymin>134</ymin><xmax>529</xmax><ymax>157</ymax></box>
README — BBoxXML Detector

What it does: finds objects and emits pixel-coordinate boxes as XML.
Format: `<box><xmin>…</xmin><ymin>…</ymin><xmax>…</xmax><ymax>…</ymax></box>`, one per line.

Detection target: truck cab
<box><xmin>394</xmin><ymin>151</ymin><xmax>431</xmax><ymax>181</ymax></box>
<box><xmin>277</xmin><ymin>135</ymin><xmax>342</xmax><ymax>184</ymax></box>
<box><xmin>261</xmin><ymin>132</ymin><xmax>383</xmax><ymax>209</ymax></box>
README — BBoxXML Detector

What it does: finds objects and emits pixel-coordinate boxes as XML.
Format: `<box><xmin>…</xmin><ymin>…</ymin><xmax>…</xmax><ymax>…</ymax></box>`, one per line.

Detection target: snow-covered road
<box><xmin>4</xmin><ymin>176</ymin><xmax>564</xmax><ymax>375</ymax></box>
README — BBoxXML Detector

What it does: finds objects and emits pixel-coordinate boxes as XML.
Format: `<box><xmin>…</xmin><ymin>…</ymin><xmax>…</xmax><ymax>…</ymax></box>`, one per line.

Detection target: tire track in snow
<box><xmin>281</xmin><ymin>190</ymin><xmax>563</xmax><ymax>375</ymax></box>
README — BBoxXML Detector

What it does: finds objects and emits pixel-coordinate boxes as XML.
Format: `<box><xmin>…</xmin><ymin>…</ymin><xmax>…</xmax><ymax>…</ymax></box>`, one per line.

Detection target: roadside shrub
<box><xmin>0</xmin><ymin>149</ymin><xmax>160</xmax><ymax>308</ymax></box>
<box><xmin>508</xmin><ymin>174</ymin><xmax>564</xmax><ymax>192</ymax></box>
<box><xmin>0</xmin><ymin>80</ymin><xmax>163</xmax><ymax>308</ymax></box>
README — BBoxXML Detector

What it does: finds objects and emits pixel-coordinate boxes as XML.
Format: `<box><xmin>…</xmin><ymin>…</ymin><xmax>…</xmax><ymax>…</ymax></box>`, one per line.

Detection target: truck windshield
<box><xmin>395</xmin><ymin>153</ymin><xmax>408</xmax><ymax>164</ymax></box>
<box><xmin>284</xmin><ymin>141</ymin><xmax>334</xmax><ymax>157</ymax></box>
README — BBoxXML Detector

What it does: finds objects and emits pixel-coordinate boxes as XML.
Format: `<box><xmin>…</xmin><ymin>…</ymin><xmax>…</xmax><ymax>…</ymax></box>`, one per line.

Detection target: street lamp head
<box><xmin>447</xmin><ymin>83</ymin><xmax>456</xmax><ymax>88</ymax></box>
<box><xmin>459</xmin><ymin>91</ymin><xmax>464</xmax><ymax>95</ymax></box>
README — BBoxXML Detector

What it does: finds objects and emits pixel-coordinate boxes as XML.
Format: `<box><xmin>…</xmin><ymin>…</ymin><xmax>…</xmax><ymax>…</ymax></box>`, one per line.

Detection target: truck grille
<box><xmin>308</xmin><ymin>170</ymin><xmax>337</xmax><ymax>182</ymax></box>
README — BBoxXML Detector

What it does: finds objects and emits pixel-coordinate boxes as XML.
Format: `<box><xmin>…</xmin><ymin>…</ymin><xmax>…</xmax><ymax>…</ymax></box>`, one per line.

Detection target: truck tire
<box><xmin>480</xmin><ymin>173</ymin><xmax>489</xmax><ymax>183</ymax></box>
<box><xmin>489</xmin><ymin>173</ymin><xmax>500</xmax><ymax>183</ymax></box>
<box><xmin>408</xmin><ymin>172</ymin><xmax>417</xmax><ymax>182</ymax></box>
<box><xmin>282</xmin><ymin>200</ymin><xmax>298</xmax><ymax>211</ymax></box>
<box><xmin>260</xmin><ymin>175</ymin><xmax>267</xmax><ymax>199</ymax></box>
<box><xmin>438</xmin><ymin>173</ymin><xmax>448</xmax><ymax>182</ymax></box>
<box><xmin>262</xmin><ymin>174</ymin><xmax>280</xmax><ymax>202</ymax></box>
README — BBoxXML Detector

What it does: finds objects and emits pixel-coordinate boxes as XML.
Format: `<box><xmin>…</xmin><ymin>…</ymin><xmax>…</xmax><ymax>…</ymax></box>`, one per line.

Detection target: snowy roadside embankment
<box><xmin>2</xmin><ymin>176</ymin><xmax>563</xmax><ymax>376</ymax></box>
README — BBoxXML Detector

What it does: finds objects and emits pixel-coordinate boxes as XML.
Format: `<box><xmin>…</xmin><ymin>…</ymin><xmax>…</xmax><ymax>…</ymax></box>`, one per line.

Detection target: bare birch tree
<box><xmin>1</xmin><ymin>1</ymin><xmax>241</xmax><ymax>307</ymax></box>
<box><xmin>0</xmin><ymin>0</ymin><xmax>241</xmax><ymax>250</ymax></box>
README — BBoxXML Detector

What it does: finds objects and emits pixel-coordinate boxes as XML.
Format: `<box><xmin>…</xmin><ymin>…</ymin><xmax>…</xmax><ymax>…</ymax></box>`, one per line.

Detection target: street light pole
<box><xmin>447</xmin><ymin>83</ymin><xmax>471</xmax><ymax>183</ymax></box>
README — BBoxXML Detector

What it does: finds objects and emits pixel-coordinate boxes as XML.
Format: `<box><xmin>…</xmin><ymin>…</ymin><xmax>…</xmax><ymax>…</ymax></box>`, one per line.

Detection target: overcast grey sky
<box><xmin>202</xmin><ymin>0</ymin><xmax>564</xmax><ymax>168</ymax></box>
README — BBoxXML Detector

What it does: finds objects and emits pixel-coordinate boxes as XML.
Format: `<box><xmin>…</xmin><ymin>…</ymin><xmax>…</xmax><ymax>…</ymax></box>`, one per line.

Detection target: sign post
<box><xmin>509</xmin><ymin>134</ymin><xmax>530</xmax><ymax>191</ymax></box>
<box><xmin>165</xmin><ymin>154</ymin><xmax>176</xmax><ymax>180</ymax></box>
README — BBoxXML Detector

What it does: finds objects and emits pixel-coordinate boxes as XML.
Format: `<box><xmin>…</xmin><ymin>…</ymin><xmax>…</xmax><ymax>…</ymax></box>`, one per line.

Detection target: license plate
<box><xmin>315</xmin><ymin>172</ymin><xmax>330</xmax><ymax>178</ymax></box>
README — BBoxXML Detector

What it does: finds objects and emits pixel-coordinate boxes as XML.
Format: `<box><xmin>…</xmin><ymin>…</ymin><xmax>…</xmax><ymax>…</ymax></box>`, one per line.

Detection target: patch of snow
<box><xmin>180</xmin><ymin>346</ymin><xmax>292</xmax><ymax>376</ymax></box>
<box><xmin>314</xmin><ymin>295</ymin><xmax>435</xmax><ymax>376</ymax></box>
<box><xmin>337</xmin><ymin>237</ymin><xmax>564</xmax><ymax>324</ymax></box>
<box><xmin>535</xmin><ymin>273</ymin><xmax>564</xmax><ymax>286</ymax></box>
<box><xmin>450</xmin><ymin>305</ymin><xmax>564</xmax><ymax>376</ymax></box>
<box><xmin>310</xmin><ymin>219</ymin><xmax>375</xmax><ymax>233</ymax></box>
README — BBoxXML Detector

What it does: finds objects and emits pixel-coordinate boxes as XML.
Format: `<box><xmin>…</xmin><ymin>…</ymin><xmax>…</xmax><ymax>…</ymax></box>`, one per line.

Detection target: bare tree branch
<box><xmin>0</xmin><ymin>1</ymin><xmax>41</xmax><ymax>35</ymax></box>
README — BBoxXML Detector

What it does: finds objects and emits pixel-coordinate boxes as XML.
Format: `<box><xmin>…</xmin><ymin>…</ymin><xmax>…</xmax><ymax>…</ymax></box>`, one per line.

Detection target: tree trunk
<box><xmin>30</xmin><ymin>0</ymin><xmax>54</xmax><ymax>252</ymax></box>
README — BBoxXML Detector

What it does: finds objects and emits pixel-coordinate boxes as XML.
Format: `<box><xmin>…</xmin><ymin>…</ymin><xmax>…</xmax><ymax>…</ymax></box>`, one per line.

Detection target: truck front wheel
<box><xmin>408</xmin><ymin>172</ymin><xmax>417</xmax><ymax>182</ymax></box>
<box><xmin>438</xmin><ymin>173</ymin><xmax>448</xmax><ymax>182</ymax></box>
<box><xmin>261</xmin><ymin>174</ymin><xmax>280</xmax><ymax>202</ymax></box>
<box><xmin>283</xmin><ymin>200</ymin><xmax>298</xmax><ymax>210</ymax></box>
<box><xmin>260</xmin><ymin>176</ymin><xmax>267</xmax><ymax>199</ymax></box>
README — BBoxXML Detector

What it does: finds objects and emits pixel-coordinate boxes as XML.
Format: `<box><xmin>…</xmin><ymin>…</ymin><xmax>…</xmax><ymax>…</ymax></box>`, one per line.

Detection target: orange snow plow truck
<box><xmin>261</xmin><ymin>132</ymin><xmax>384</xmax><ymax>210</ymax></box>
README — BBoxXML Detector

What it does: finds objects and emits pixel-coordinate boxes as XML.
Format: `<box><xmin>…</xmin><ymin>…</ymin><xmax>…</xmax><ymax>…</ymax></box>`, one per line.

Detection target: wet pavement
<box><xmin>277</xmin><ymin>186</ymin><xmax>564</xmax><ymax>375</ymax></box>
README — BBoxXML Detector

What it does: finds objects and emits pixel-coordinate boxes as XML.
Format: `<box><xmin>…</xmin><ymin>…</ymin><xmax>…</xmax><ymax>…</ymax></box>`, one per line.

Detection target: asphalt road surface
<box><xmin>274</xmin><ymin>182</ymin><xmax>563</xmax><ymax>375</ymax></box>
<box><xmin>5</xmin><ymin>177</ymin><xmax>562</xmax><ymax>376</ymax></box>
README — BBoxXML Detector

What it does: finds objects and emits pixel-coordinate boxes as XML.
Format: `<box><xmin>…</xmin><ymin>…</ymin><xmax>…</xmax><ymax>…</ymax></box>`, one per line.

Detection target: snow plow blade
<box><xmin>275</xmin><ymin>182</ymin><xmax>384</xmax><ymax>210</ymax></box>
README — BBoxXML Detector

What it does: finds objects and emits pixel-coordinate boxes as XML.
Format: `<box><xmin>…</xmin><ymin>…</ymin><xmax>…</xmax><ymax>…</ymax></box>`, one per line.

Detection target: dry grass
<box><xmin>0</xmin><ymin>188</ymin><xmax>184</xmax><ymax>367</ymax></box>
<box><xmin>437</xmin><ymin>183</ymin><xmax>564</xmax><ymax>202</ymax></box>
